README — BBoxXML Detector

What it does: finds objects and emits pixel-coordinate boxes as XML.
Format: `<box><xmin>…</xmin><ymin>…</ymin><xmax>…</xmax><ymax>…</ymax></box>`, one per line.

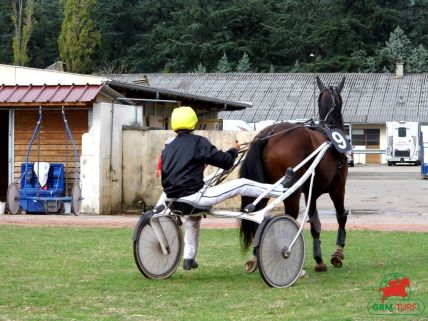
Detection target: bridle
<box><xmin>320</xmin><ymin>86</ymin><xmax>340</xmax><ymax>123</ymax></box>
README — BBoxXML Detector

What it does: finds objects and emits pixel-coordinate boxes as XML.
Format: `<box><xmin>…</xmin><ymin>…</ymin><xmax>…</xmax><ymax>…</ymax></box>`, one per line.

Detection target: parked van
<box><xmin>386</xmin><ymin>121</ymin><xmax>420</xmax><ymax>165</ymax></box>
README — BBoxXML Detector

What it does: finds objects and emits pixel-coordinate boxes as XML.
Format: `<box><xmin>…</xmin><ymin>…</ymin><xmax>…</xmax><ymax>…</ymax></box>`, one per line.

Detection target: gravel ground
<box><xmin>1</xmin><ymin>164</ymin><xmax>427</xmax><ymax>232</ymax></box>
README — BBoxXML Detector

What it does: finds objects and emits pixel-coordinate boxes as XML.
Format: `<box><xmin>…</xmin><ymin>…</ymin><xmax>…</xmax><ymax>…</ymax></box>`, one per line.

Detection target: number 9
<box><xmin>332</xmin><ymin>132</ymin><xmax>347</xmax><ymax>149</ymax></box>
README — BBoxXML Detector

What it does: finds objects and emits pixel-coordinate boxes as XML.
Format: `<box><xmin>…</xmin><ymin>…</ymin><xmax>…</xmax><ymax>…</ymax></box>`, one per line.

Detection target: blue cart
<box><xmin>6</xmin><ymin>107</ymin><xmax>82</xmax><ymax>215</ymax></box>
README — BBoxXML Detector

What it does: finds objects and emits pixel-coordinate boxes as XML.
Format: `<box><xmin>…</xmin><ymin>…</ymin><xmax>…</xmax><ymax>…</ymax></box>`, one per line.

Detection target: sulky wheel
<box><xmin>6</xmin><ymin>183</ymin><xmax>21</xmax><ymax>215</ymax></box>
<box><xmin>133</xmin><ymin>216</ymin><xmax>183</xmax><ymax>279</ymax></box>
<box><xmin>256</xmin><ymin>215</ymin><xmax>305</xmax><ymax>288</ymax></box>
<box><xmin>71</xmin><ymin>183</ymin><xmax>82</xmax><ymax>216</ymax></box>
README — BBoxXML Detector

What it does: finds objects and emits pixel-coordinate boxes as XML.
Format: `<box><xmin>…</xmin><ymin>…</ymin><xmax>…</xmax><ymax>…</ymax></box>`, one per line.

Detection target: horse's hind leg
<box><xmin>329</xmin><ymin>187</ymin><xmax>348</xmax><ymax>268</ymax></box>
<box><xmin>305</xmin><ymin>195</ymin><xmax>327</xmax><ymax>272</ymax></box>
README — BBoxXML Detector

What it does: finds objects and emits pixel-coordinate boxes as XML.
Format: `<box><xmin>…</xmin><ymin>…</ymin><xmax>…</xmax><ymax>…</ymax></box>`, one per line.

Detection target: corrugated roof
<box><xmin>107</xmin><ymin>73</ymin><xmax>428</xmax><ymax>124</ymax></box>
<box><xmin>0</xmin><ymin>84</ymin><xmax>111</xmax><ymax>106</ymax></box>
<box><xmin>106</xmin><ymin>80</ymin><xmax>252</xmax><ymax>111</ymax></box>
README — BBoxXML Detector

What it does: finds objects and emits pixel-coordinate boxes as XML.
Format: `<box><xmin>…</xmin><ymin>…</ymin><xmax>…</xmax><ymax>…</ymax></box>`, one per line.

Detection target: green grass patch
<box><xmin>0</xmin><ymin>226</ymin><xmax>426</xmax><ymax>321</ymax></box>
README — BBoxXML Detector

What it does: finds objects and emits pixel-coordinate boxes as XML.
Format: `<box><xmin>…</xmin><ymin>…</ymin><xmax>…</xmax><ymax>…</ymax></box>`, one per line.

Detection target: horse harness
<box><xmin>319</xmin><ymin>86</ymin><xmax>340</xmax><ymax>123</ymax></box>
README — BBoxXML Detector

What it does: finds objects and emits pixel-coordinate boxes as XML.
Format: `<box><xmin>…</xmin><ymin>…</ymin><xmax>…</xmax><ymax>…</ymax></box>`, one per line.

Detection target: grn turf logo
<box><xmin>367</xmin><ymin>272</ymin><xmax>425</xmax><ymax>315</ymax></box>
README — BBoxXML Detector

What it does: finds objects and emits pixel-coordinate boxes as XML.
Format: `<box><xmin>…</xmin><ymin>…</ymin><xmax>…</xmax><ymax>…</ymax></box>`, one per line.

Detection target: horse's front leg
<box><xmin>329</xmin><ymin>190</ymin><xmax>348</xmax><ymax>268</ymax></box>
<box><xmin>306</xmin><ymin>196</ymin><xmax>327</xmax><ymax>272</ymax></box>
<box><xmin>331</xmin><ymin>209</ymin><xmax>348</xmax><ymax>267</ymax></box>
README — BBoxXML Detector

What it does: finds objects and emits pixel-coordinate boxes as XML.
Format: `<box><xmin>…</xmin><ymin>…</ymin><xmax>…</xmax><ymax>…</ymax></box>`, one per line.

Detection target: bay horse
<box><xmin>239</xmin><ymin>76</ymin><xmax>349</xmax><ymax>272</ymax></box>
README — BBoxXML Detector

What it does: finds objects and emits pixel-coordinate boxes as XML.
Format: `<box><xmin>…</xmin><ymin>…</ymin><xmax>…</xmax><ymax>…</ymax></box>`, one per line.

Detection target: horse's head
<box><xmin>316</xmin><ymin>76</ymin><xmax>345</xmax><ymax>130</ymax></box>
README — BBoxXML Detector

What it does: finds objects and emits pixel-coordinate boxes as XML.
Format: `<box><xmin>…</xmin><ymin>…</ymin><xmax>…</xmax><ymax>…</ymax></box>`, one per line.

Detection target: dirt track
<box><xmin>0</xmin><ymin>212</ymin><xmax>427</xmax><ymax>232</ymax></box>
<box><xmin>1</xmin><ymin>164</ymin><xmax>427</xmax><ymax>232</ymax></box>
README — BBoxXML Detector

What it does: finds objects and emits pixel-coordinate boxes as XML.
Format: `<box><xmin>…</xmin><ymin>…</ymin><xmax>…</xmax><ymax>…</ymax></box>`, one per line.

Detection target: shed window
<box><xmin>351</xmin><ymin>128</ymin><xmax>380</xmax><ymax>146</ymax></box>
<box><xmin>398</xmin><ymin>127</ymin><xmax>406</xmax><ymax>137</ymax></box>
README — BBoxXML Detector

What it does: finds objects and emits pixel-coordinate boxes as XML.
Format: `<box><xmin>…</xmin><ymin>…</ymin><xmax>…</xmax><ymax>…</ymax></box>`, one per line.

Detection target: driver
<box><xmin>160</xmin><ymin>106</ymin><xmax>285</xmax><ymax>271</ymax></box>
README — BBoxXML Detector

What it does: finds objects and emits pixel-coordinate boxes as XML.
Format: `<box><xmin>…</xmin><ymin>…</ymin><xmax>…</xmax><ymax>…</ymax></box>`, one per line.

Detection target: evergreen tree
<box><xmin>290</xmin><ymin>59</ymin><xmax>301</xmax><ymax>72</ymax></box>
<box><xmin>269</xmin><ymin>64</ymin><xmax>275</xmax><ymax>73</ymax></box>
<box><xmin>385</xmin><ymin>26</ymin><xmax>411</xmax><ymax>64</ymax></box>
<box><xmin>93</xmin><ymin>0</ymin><xmax>139</xmax><ymax>71</ymax></box>
<box><xmin>216</xmin><ymin>52</ymin><xmax>231</xmax><ymax>73</ymax></box>
<box><xmin>0</xmin><ymin>2</ymin><xmax>13</xmax><ymax>64</ymax></box>
<box><xmin>350</xmin><ymin>50</ymin><xmax>368</xmax><ymax>72</ymax></box>
<box><xmin>194</xmin><ymin>63</ymin><xmax>206</xmax><ymax>73</ymax></box>
<box><xmin>28</xmin><ymin>0</ymin><xmax>63</xmax><ymax>68</ymax></box>
<box><xmin>12</xmin><ymin>0</ymin><xmax>35</xmax><ymax>66</ymax></box>
<box><xmin>236</xmin><ymin>52</ymin><xmax>251</xmax><ymax>72</ymax></box>
<box><xmin>407</xmin><ymin>45</ymin><xmax>428</xmax><ymax>72</ymax></box>
<box><xmin>58</xmin><ymin>0</ymin><xmax>101</xmax><ymax>73</ymax></box>
<box><xmin>364</xmin><ymin>57</ymin><xmax>377</xmax><ymax>73</ymax></box>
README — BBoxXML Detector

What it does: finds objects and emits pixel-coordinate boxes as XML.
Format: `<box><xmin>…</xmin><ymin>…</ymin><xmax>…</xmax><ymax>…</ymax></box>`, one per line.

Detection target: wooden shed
<box><xmin>0</xmin><ymin>84</ymin><xmax>123</xmax><ymax>203</ymax></box>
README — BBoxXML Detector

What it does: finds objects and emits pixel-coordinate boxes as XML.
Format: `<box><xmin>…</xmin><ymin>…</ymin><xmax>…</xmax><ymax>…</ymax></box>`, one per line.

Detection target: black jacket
<box><xmin>161</xmin><ymin>132</ymin><xmax>238</xmax><ymax>198</ymax></box>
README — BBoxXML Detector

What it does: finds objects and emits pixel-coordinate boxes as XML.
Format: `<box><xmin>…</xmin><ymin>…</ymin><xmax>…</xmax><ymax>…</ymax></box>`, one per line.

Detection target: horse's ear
<box><xmin>336</xmin><ymin>77</ymin><xmax>345</xmax><ymax>93</ymax></box>
<box><xmin>316</xmin><ymin>76</ymin><xmax>326</xmax><ymax>92</ymax></box>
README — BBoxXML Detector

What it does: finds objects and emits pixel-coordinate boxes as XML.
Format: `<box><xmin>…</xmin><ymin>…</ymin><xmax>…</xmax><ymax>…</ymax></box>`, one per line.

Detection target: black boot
<box><xmin>282</xmin><ymin>167</ymin><xmax>296</xmax><ymax>188</ymax></box>
<box><xmin>183</xmin><ymin>259</ymin><xmax>199</xmax><ymax>270</ymax></box>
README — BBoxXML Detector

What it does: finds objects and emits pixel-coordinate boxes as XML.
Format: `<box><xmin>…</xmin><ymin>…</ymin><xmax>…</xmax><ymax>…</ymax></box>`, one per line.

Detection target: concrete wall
<box><xmin>81</xmin><ymin>102</ymin><xmax>143</xmax><ymax>214</ymax></box>
<box><xmin>122</xmin><ymin>130</ymin><xmax>255</xmax><ymax>209</ymax></box>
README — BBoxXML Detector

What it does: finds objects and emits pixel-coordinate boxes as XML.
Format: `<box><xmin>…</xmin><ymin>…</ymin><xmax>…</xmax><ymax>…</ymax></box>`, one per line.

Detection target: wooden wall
<box><xmin>14</xmin><ymin>110</ymin><xmax>88</xmax><ymax>194</ymax></box>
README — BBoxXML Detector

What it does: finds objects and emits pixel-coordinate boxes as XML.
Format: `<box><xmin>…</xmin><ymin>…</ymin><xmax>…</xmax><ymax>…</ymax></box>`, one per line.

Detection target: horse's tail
<box><xmin>239</xmin><ymin>135</ymin><xmax>268</xmax><ymax>253</ymax></box>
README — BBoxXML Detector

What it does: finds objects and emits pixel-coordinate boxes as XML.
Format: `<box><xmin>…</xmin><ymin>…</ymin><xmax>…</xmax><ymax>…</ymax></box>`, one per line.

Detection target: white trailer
<box><xmin>386</xmin><ymin>121</ymin><xmax>420</xmax><ymax>165</ymax></box>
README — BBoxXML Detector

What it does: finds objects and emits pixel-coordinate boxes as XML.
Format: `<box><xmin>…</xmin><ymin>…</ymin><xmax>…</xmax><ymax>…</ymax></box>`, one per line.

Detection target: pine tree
<box><xmin>58</xmin><ymin>0</ymin><xmax>101</xmax><ymax>73</ymax></box>
<box><xmin>216</xmin><ymin>52</ymin><xmax>231</xmax><ymax>73</ymax></box>
<box><xmin>364</xmin><ymin>57</ymin><xmax>377</xmax><ymax>73</ymax></box>
<box><xmin>236</xmin><ymin>52</ymin><xmax>251</xmax><ymax>72</ymax></box>
<box><xmin>194</xmin><ymin>63</ymin><xmax>206</xmax><ymax>73</ymax></box>
<box><xmin>385</xmin><ymin>26</ymin><xmax>411</xmax><ymax>64</ymax></box>
<box><xmin>269</xmin><ymin>64</ymin><xmax>275</xmax><ymax>73</ymax></box>
<box><xmin>407</xmin><ymin>45</ymin><xmax>428</xmax><ymax>72</ymax></box>
<box><xmin>290</xmin><ymin>59</ymin><xmax>301</xmax><ymax>72</ymax></box>
<box><xmin>12</xmin><ymin>0</ymin><xmax>35</xmax><ymax>66</ymax></box>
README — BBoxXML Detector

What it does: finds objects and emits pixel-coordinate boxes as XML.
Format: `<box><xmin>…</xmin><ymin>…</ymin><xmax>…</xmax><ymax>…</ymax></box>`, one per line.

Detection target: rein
<box><xmin>209</xmin><ymin>123</ymin><xmax>304</xmax><ymax>187</ymax></box>
<box><xmin>239</xmin><ymin>123</ymin><xmax>304</xmax><ymax>148</ymax></box>
<box><xmin>322</xmin><ymin>87</ymin><xmax>337</xmax><ymax>123</ymax></box>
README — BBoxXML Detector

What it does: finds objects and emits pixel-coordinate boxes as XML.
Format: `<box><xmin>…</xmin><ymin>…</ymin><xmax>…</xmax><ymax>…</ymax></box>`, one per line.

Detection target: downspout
<box><xmin>110</xmin><ymin>98</ymin><xmax>117</xmax><ymax>176</ymax></box>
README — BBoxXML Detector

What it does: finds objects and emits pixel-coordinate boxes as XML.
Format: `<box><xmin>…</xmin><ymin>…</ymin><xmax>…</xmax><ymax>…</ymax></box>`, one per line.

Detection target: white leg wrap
<box><xmin>183</xmin><ymin>216</ymin><xmax>202</xmax><ymax>260</ymax></box>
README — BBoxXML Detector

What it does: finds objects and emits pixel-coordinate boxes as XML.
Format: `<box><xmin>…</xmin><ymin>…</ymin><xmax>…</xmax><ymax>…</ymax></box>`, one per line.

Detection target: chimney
<box><xmin>132</xmin><ymin>75</ymin><xmax>149</xmax><ymax>85</ymax></box>
<box><xmin>395</xmin><ymin>62</ymin><xmax>404</xmax><ymax>79</ymax></box>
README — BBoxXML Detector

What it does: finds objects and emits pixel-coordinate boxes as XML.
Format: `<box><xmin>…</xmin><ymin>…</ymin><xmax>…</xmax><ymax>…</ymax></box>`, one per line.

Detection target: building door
<box><xmin>352</xmin><ymin>128</ymin><xmax>381</xmax><ymax>164</ymax></box>
<box><xmin>0</xmin><ymin>110</ymin><xmax>8</xmax><ymax>201</ymax></box>
<box><xmin>365</xmin><ymin>129</ymin><xmax>380</xmax><ymax>163</ymax></box>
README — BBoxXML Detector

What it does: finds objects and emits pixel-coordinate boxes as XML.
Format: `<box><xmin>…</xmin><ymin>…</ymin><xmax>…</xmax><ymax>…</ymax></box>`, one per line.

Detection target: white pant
<box><xmin>179</xmin><ymin>178</ymin><xmax>284</xmax><ymax>208</ymax></box>
<box><xmin>157</xmin><ymin>178</ymin><xmax>285</xmax><ymax>260</ymax></box>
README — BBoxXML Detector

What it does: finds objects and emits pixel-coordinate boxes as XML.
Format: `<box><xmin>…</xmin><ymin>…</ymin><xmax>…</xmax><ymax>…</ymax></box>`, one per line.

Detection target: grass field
<box><xmin>0</xmin><ymin>225</ymin><xmax>426</xmax><ymax>321</ymax></box>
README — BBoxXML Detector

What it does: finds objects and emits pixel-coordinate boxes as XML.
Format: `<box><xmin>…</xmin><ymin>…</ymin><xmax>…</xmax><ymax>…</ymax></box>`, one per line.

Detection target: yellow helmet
<box><xmin>171</xmin><ymin>106</ymin><xmax>198</xmax><ymax>131</ymax></box>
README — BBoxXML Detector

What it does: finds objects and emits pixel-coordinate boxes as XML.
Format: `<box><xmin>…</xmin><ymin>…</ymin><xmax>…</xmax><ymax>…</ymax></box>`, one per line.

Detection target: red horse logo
<box><xmin>378</xmin><ymin>278</ymin><xmax>410</xmax><ymax>303</ymax></box>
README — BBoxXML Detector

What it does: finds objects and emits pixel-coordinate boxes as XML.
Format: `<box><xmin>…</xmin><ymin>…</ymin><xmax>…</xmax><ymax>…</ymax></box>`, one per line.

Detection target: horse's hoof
<box><xmin>244</xmin><ymin>259</ymin><xmax>258</xmax><ymax>274</ymax></box>
<box><xmin>331</xmin><ymin>249</ymin><xmax>344</xmax><ymax>268</ymax></box>
<box><xmin>331</xmin><ymin>256</ymin><xmax>343</xmax><ymax>268</ymax></box>
<box><xmin>314</xmin><ymin>262</ymin><xmax>327</xmax><ymax>272</ymax></box>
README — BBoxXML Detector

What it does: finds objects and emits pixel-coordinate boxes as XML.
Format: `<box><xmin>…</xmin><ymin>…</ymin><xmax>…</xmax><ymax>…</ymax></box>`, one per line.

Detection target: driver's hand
<box><xmin>233</xmin><ymin>140</ymin><xmax>240</xmax><ymax>151</ymax></box>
